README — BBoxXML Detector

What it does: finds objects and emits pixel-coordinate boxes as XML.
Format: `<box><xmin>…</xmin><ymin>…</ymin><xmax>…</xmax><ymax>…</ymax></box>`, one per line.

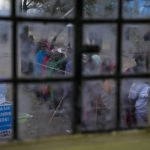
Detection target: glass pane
<box><xmin>122</xmin><ymin>24</ymin><xmax>150</xmax><ymax>74</ymax></box>
<box><xmin>18</xmin><ymin>82</ymin><xmax>72</xmax><ymax>139</ymax></box>
<box><xmin>82</xmin><ymin>80</ymin><xmax>116</xmax><ymax>131</ymax></box>
<box><xmin>84</xmin><ymin>0</ymin><xmax>118</xmax><ymax>19</ymax></box>
<box><xmin>0</xmin><ymin>0</ymin><xmax>11</xmax><ymax>16</ymax></box>
<box><xmin>0</xmin><ymin>84</ymin><xmax>13</xmax><ymax>141</ymax></box>
<box><xmin>18</xmin><ymin>23</ymin><xmax>74</xmax><ymax>78</ymax></box>
<box><xmin>83</xmin><ymin>24</ymin><xmax>116</xmax><ymax>75</ymax></box>
<box><xmin>123</xmin><ymin>0</ymin><xmax>150</xmax><ymax>18</ymax></box>
<box><xmin>0</xmin><ymin>22</ymin><xmax>12</xmax><ymax>78</ymax></box>
<box><xmin>17</xmin><ymin>0</ymin><xmax>74</xmax><ymax>18</ymax></box>
<box><xmin>121</xmin><ymin>78</ymin><xmax>150</xmax><ymax>128</ymax></box>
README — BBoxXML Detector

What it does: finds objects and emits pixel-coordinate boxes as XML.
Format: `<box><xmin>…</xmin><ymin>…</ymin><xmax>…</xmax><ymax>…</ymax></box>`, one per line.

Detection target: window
<box><xmin>0</xmin><ymin>0</ymin><xmax>150</xmax><ymax>141</ymax></box>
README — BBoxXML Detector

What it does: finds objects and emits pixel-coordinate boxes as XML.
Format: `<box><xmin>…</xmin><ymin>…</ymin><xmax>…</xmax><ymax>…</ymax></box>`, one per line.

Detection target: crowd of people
<box><xmin>19</xmin><ymin>26</ymin><xmax>150</xmax><ymax>131</ymax></box>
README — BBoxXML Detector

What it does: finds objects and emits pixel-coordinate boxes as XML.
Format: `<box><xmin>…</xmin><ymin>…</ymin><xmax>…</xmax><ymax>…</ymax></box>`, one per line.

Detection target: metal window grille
<box><xmin>0</xmin><ymin>0</ymin><xmax>149</xmax><ymax>140</ymax></box>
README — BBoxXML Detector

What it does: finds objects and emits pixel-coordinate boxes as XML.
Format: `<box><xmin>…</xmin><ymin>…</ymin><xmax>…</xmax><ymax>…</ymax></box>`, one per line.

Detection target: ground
<box><xmin>18</xmin><ymin>85</ymin><xmax>72</xmax><ymax>139</ymax></box>
<box><xmin>1</xmin><ymin>130</ymin><xmax>150</xmax><ymax>150</ymax></box>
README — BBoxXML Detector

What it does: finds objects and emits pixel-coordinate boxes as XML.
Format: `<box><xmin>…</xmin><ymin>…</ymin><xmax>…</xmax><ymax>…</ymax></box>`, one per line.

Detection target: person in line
<box><xmin>34</xmin><ymin>40</ymin><xmax>49</xmax><ymax>77</ymax></box>
<box><xmin>128</xmin><ymin>79</ymin><xmax>150</xmax><ymax>127</ymax></box>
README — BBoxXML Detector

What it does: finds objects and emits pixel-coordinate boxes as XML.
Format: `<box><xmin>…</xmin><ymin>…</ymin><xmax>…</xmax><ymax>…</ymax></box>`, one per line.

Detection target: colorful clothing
<box><xmin>34</xmin><ymin>50</ymin><xmax>48</xmax><ymax>76</ymax></box>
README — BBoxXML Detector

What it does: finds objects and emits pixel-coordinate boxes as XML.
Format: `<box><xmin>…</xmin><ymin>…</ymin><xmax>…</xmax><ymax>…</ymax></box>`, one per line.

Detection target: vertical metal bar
<box><xmin>72</xmin><ymin>0</ymin><xmax>83</xmax><ymax>133</ymax></box>
<box><xmin>116</xmin><ymin>0</ymin><xmax>122</xmax><ymax>129</ymax></box>
<box><xmin>11</xmin><ymin>0</ymin><xmax>18</xmax><ymax>140</ymax></box>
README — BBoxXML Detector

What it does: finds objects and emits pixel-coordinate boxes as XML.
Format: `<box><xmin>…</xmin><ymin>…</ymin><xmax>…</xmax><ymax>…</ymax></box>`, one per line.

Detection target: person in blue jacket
<box><xmin>34</xmin><ymin>41</ymin><xmax>49</xmax><ymax>77</ymax></box>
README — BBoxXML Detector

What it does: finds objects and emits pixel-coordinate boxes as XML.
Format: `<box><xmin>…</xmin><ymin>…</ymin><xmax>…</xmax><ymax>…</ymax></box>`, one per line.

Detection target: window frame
<box><xmin>0</xmin><ymin>0</ymin><xmax>149</xmax><ymax>140</ymax></box>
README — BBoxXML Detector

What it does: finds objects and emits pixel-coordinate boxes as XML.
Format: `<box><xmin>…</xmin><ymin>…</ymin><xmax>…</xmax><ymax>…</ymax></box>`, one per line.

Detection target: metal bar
<box><xmin>0</xmin><ymin>0</ymin><xmax>149</xmax><ymax>139</ymax></box>
<box><xmin>0</xmin><ymin>74</ymin><xmax>150</xmax><ymax>84</ymax></box>
<box><xmin>0</xmin><ymin>78</ymin><xmax>74</xmax><ymax>83</ymax></box>
<box><xmin>72</xmin><ymin>0</ymin><xmax>83</xmax><ymax>133</ymax></box>
<box><xmin>11</xmin><ymin>0</ymin><xmax>18</xmax><ymax>140</ymax></box>
<box><xmin>82</xmin><ymin>74</ymin><xmax>150</xmax><ymax>80</ymax></box>
<box><xmin>81</xmin><ymin>126</ymin><xmax>150</xmax><ymax>134</ymax></box>
<box><xmin>2</xmin><ymin>17</ymin><xmax>75</xmax><ymax>23</ymax></box>
<box><xmin>116</xmin><ymin>0</ymin><xmax>123</xmax><ymax>130</ymax></box>
<box><xmin>1</xmin><ymin>17</ymin><xmax>150</xmax><ymax>24</ymax></box>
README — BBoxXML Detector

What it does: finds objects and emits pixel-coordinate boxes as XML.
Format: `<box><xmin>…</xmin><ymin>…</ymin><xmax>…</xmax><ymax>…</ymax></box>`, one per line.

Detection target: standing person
<box><xmin>34</xmin><ymin>41</ymin><xmax>49</xmax><ymax>77</ymax></box>
<box><xmin>20</xmin><ymin>26</ymin><xmax>34</xmax><ymax>76</ymax></box>
<box><xmin>128</xmin><ymin>79</ymin><xmax>150</xmax><ymax>127</ymax></box>
<box><xmin>46</xmin><ymin>50</ymin><xmax>64</xmax><ymax>77</ymax></box>
<box><xmin>122</xmin><ymin>53</ymin><xmax>148</xmax><ymax>127</ymax></box>
<box><xmin>125</xmin><ymin>53</ymin><xmax>147</xmax><ymax>74</ymax></box>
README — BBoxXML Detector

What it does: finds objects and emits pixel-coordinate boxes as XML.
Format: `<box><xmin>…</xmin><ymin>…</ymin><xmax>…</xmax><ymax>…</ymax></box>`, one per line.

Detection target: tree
<box><xmin>21</xmin><ymin>0</ymin><xmax>73</xmax><ymax>16</ymax></box>
<box><xmin>21</xmin><ymin>0</ymin><xmax>117</xmax><ymax>17</ymax></box>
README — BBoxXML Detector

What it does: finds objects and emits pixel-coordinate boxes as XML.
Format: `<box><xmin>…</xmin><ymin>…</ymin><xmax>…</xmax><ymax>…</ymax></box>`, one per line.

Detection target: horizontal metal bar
<box><xmin>82</xmin><ymin>45</ymin><xmax>100</xmax><ymax>53</ymax></box>
<box><xmin>0</xmin><ymin>16</ymin><xmax>74</xmax><ymax>23</ymax></box>
<box><xmin>0</xmin><ymin>74</ymin><xmax>150</xmax><ymax>83</ymax></box>
<box><xmin>82</xmin><ymin>74</ymin><xmax>150</xmax><ymax>80</ymax></box>
<box><xmin>81</xmin><ymin>19</ymin><xmax>150</xmax><ymax>24</ymax></box>
<box><xmin>81</xmin><ymin>126</ymin><xmax>150</xmax><ymax>134</ymax></box>
<box><xmin>0</xmin><ymin>77</ymin><xmax>74</xmax><ymax>83</ymax></box>
<box><xmin>1</xmin><ymin>17</ymin><xmax>150</xmax><ymax>24</ymax></box>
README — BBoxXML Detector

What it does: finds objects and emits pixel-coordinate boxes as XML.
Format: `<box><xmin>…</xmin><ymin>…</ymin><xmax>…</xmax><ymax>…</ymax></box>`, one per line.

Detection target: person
<box><xmin>20</xmin><ymin>26</ymin><xmax>35</xmax><ymax>76</ymax></box>
<box><xmin>82</xmin><ymin>80</ymin><xmax>116</xmax><ymax>130</ymax></box>
<box><xmin>125</xmin><ymin>53</ymin><xmax>147</xmax><ymax>74</ymax></box>
<box><xmin>121</xmin><ymin>78</ymin><xmax>136</xmax><ymax>128</ymax></box>
<box><xmin>121</xmin><ymin>53</ymin><xmax>148</xmax><ymax>128</ymax></box>
<box><xmin>101</xmin><ymin>58</ymin><xmax>115</xmax><ymax>74</ymax></box>
<box><xmin>34</xmin><ymin>40</ymin><xmax>49</xmax><ymax>77</ymax></box>
<box><xmin>128</xmin><ymin>79</ymin><xmax>150</xmax><ymax>127</ymax></box>
<box><xmin>45</xmin><ymin>49</ymin><xmax>65</xmax><ymax>77</ymax></box>
<box><xmin>82</xmin><ymin>54</ymin><xmax>101</xmax><ymax>75</ymax></box>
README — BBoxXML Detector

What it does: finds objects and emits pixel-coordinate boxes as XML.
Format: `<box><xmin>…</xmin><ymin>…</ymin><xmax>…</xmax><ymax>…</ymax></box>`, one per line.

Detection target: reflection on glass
<box><xmin>84</xmin><ymin>0</ymin><xmax>118</xmax><ymax>19</ymax></box>
<box><xmin>122</xmin><ymin>25</ymin><xmax>150</xmax><ymax>74</ymax></box>
<box><xmin>0</xmin><ymin>22</ymin><xmax>12</xmax><ymax>78</ymax></box>
<box><xmin>17</xmin><ymin>0</ymin><xmax>74</xmax><ymax>18</ymax></box>
<box><xmin>82</xmin><ymin>80</ymin><xmax>116</xmax><ymax>131</ymax></box>
<box><xmin>18</xmin><ymin>82</ymin><xmax>72</xmax><ymax>139</ymax></box>
<box><xmin>18</xmin><ymin>23</ymin><xmax>74</xmax><ymax>78</ymax></box>
<box><xmin>0</xmin><ymin>84</ymin><xmax>13</xmax><ymax>141</ymax></box>
<box><xmin>0</xmin><ymin>0</ymin><xmax>11</xmax><ymax>16</ymax></box>
<box><xmin>121</xmin><ymin>79</ymin><xmax>150</xmax><ymax>128</ymax></box>
<box><xmin>123</xmin><ymin>0</ymin><xmax>150</xmax><ymax>18</ymax></box>
<box><xmin>83</xmin><ymin>24</ymin><xmax>116</xmax><ymax>75</ymax></box>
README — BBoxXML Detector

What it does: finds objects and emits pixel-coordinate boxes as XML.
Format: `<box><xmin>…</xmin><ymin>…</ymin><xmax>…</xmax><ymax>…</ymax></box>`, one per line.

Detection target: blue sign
<box><xmin>0</xmin><ymin>104</ymin><xmax>12</xmax><ymax>131</ymax></box>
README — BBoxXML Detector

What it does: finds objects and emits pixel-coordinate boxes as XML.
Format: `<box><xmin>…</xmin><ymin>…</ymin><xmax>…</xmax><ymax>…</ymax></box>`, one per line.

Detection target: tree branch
<box><xmin>27</xmin><ymin>0</ymin><xmax>34</xmax><ymax>6</ymax></box>
<box><xmin>23</xmin><ymin>0</ymin><xmax>28</xmax><ymax>11</ymax></box>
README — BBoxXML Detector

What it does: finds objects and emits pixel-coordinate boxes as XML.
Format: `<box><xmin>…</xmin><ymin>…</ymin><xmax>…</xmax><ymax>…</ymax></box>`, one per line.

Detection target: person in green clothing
<box><xmin>46</xmin><ymin>50</ymin><xmax>65</xmax><ymax>77</ymax></box>
<box><xmin>44</xmin><ymin>49</ymin><xmax>66</xmax><ymax>109</ymax></box>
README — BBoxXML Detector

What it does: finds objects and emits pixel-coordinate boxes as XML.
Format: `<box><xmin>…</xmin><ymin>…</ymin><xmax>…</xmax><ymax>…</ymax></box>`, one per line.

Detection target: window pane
<box><xmin>121</xmin><ymin>78</ymin><xmax>150</xmax><ymax>128</ymax></box>
<box><xmin>0</xmin><ymin>84</ymin><xmax>13</xmax><ymax>141</ymax></box>
<box><xmin>18</xmin><ymin>23</ymin><xmax>74</xmax><ymax>78</ymax></box>
<box><xmin>0</xmin><ymin>0</ymin><xmax>11</xmax><ymax>16</ymax></box>
<box><xmin>0</xmin><ymin>22</ymin><xmax>12</xmax><ymax>78</ymax></box>
<box><xmin>83</xmin><ymin>24</ymin><xmax>116</xmax><ymax>75</ymax></box>
<box><xmin>81</xmin><ymin>80</ymin><xmax>116</xmax><ymax>131</ymax></box>
<box><xmin>17</xmin><ymin>0</ymin><xmax>74</xmax><ymax>18</ymax></box>
<box><xmin>18</xmin><ymin>82</ymin><xmax>73</xmax><ymax>139</ymax></box>
<box><xmin>123</xmin><ymin>0</ymin><xmax>150</xmax><ymax>18</ymax></box>
<box><xmin>84</xmin><ymin>0</ymin><xmax>118</xmax><ymax>19</ymax></box>
<box><xmin>122</xmin><ymin>24</ymin><xmax>150</xmax><ymax>74</ymax></box>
